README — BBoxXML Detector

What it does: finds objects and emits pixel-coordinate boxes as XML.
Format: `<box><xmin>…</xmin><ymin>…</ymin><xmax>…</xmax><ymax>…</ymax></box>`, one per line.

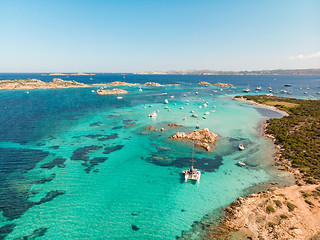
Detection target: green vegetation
<box><xmin>268</xmin><ymin>222</ymin><xmax>277</xmax><ymax>227</ymax></box>
<box><xmin>280</xmin><ymin>214</ymin><xmax>288</xmax><ymax>219</ymax></box>
<box><xmin>266</xmin><ymin>205</ymin><xmax>275</xmax><ymax>213</ymax></box>
<box><xmin>237</xmin><ymin>95</ymin><xmax>320</xmax><ymax>180</ymax></box>
<box><xmin>305</xmin><ymin>199</ymin><xmax>314</xmax><ymax>206</ymax></box>
<box><xmin>287</xmin><ymin>202</ymin><xmax>297</xmax><ymax>212</ymax></box>
<box><xmin>273</xmin><ymin>200</ymin><xmax>282</xmax><ymax>208</ymax></box>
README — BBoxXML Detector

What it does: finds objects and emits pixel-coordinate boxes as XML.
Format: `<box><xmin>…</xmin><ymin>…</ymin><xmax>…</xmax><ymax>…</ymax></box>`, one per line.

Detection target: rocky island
<box><xmin>93</xmin><ymin>81</ymin><xmax>138</xmax><ymax>87</ymax></box>
<box><xmin>143</xmin><ymin>82</ymin><xmax>164</xmax><ymax>87</ymax></box>
<box><xmin>0</xmin><ymin>78</ymin><xmax>90</xmax><ymax>90</ymax></box>
<box><xmin>49</xmin><ymin>72</ymin><xmax>95</xmax><ymax>76</ymax></box>
<box><xmin>169</xmin><ymin>128</ymin><xmax>218</xmax><ymax>151</ymax></box>
<box><xmin>96</xmin><ymin>89</ymin><xmax>128</xmax><ymax>95</ymax></box>
<box><xmin>198</xmin><ymin>81</ymin><xmax>211</xmax><ymax>85</ymax></box>
<box><xmin>214</xmin><ymin>82</ymin><xmax>234</xmax><ymax>88</ymax></box>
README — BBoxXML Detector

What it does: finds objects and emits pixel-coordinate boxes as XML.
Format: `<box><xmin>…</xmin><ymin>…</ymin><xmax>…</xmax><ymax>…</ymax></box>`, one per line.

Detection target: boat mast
<box><xmin>191</xmin><ymin>144</ymin><xmax>194</xmax><ymax>170</ymax></box>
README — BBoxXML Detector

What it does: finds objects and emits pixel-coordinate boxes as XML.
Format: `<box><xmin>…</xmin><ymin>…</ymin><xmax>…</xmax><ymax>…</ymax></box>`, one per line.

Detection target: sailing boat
<box><xmin>182</xmin><ymin>144</ymin><xmax>201</xmax><ymax>183</ymax></box>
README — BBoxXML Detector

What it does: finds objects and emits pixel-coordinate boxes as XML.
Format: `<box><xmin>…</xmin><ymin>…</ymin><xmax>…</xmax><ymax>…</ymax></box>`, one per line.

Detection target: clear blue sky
<box><xmin>0</xmin><ymin>0</ymin><xmax>319</xmax><ymax>72</ymax></box>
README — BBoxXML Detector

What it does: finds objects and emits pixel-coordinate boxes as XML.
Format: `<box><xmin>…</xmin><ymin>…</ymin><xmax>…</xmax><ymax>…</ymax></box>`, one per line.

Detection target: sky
<box><xmin>0</xmin><ymin>0</ymin><xmax>319</xmax><ymax>72</ymax></box>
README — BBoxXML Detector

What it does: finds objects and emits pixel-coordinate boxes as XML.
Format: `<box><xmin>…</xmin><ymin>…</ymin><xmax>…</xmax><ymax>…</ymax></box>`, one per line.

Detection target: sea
<box><xmin>0</xmin><ymin>73</ymin><xmax>319</xmax><ymax>239</ymax></box>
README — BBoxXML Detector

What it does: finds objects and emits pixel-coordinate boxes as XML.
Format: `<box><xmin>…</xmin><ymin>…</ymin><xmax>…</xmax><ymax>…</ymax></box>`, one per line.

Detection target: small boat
<box><xmin>148</xmin><ymin>111</ymin><xmax>157</xmax><ymax>118</ymax></box>
<box><xmin>139</xmin><ymin>88</ymin><xmax>143</xmax><ymax>92</ymax></box>
<box><xmin>186</xmin><ymin>100</ymin><xmax>189</xmax><ymax>102</ymax></box>
<box><xmin>180</xmin><ymin>107</ymin><xmax>184</xmax><ymax>110</ymax></box>
<box><xmin>190</xmin><ymin>110</ymin><xmax>194</xmax><ymax>113</ymax></box>
<box><xmin>202</xmin><ymin>116</ymin><xmax>207</xmax><ymax>119</ymax></box>
<box><xmin>195</xmin><ymin>92</ymin><xmax>198</xmax><ymax>95</ymax></box>
<box><xmin>196</xmin><ymin>124</ymin><xmax>200</xmax><ymax>129</ymax></box>
<box><xmin>182</xmin><ymin>145</ymin><xmax>201</xmax><ymax>183</ymax></box>
<box><xmin>164</xmin><ymin>106</ymin><xmax>170</xmax><ymax>109</ymax></box>
<box><xmin>191</xmin><ymin>114</ymin><xmax>198</xmax><ymax>118</ymax></box>
<box><xmin>26</xmin><ymin>90</ymin><xmax>29</xmax><ymax>94</ymax></box>
<box><xmin>203</xmin><ymin>103</ymin><xmax>207</xmax><ymax>107</ymax></box>
<box><xmin>304</xmin><ymin>91</ymin><xmax>308</xmax><ymax>94</ymax></box>
<box><xmin>213</xmin><ymin>106</ymin><xmax>216</xmax><ymax>108</ymax></box>
<box><xmin>205</xmin><ymin>111</ymin><xmax>209</xmax><ymax>115</ymax></box>
<box><xmin>164</xmin><ymin>99</ymin><xmax>169</xmax><ymax>104</ymax></box>
<box><xmin>149</xmin><ymin>104</ymin><xmax>153</xmax><ymax>107</ymax></box>
<box><xmin>198</xmin><ymin>106</ymin><xmax>202</xmax><ymax>109</ymax></box>
<box><xmin>91</xmin><ymin>90</ymin><xmax>95</xmax><ymax>93</ymax></box>
<box><xmin>239</xmin><ymin>144</ymin><xmax>245</xmax><ymax>150</ymax></box>
<box><xmin>316</xmin><ymin>92</ymin><xmax>320</xmax><ymax>95</ymax></box>
<box><xmin>183</xmin><ymin>117</ymin><xmax>187</xmax><ymax>120</ymax></box>
<box><xmin>117</xmin><ymin>96</ymin><xmax>123</xmax><ymax>99</ymax></box>
<box><xmin>255</xmin><ymin>86</ymin><xmax>262</xmax><ymax>91</ymax></box>
<box><xmin>184</xmin><ymin>94</ymin><xmax>187</xmax><ymax>97</ymax></box>
<box><xmin>170</xmin><ymin>96</ymin><xmax>174</xmax><ymax>99</ymax></box>
<box><xmin>90</xmin><ymin>77</ymin><xmax>93</xmax><ymax>80</ymax></box>
<box><xmin>243</xmin><ymin>88</ymin><xmax>250</xmax><ymax>93</ymax></box>
<box><xmin>237</xmin><ymin>161</ymin><xmax>246</xmax><ymax>166</ymax></box>
<box><xmin>284</xmin><ymin>84</ymin><xmax>292</xmax><ymax>87</ymax></box>
<box><xmin>266</xmin><ymin>93</ymin><xmax>273</xmax><ymax>96</ymax></box>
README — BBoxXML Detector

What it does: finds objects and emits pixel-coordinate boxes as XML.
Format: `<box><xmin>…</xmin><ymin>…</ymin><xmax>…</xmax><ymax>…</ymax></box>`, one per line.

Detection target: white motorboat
<box><xmin>182</xmin><ymin>145</ymin><xmax>201</xmax><ymax>183</ymax></box>
<box><xmin>164</xmin><ymin>106</ymin><xmax>170</xmax><ymax>109</ymax></box>
<box><xmin>191</xmin><ymin>114</ymin><xmax>198</xmax><ymax>118</ymax></box>
<box><xmin>196</xmin><ymin>124</ymin><xmax>200</xmax><ymax>129</ymax></box>
<box><xmin>164</xmin><ymin>99</ymin><xmax>169</xmax><ymax>104</ymax></box>
<box><xmin>239</xmin><ymin>144</ymin><xmax>245</xmax><ymax>150</ymax></box>
<box><xmin>203</xmin><ymin>116</ymin><xmax>207</xmax><ymax>119</ymax></box>
<box><xmin>139</xmin><ymin>88</ymin><xmax>142</xmax><ymax>92</ymax></box>
<box><xmin>205</xmin><ymin>111</ymin><xmax>209</xmax><ymax>115</ymax></box>
<box><xmin>117</xmin><ymin>96</ymin><xmax>123</xmax><ymax>99</ymax></box>
<box><xmin>148</xmin><ymin>111</ymin><xmax>157</xmax><ymax>118</ymax></box>
<box><xmin>255</xmin><ymin>86</ymin><xmax>262</xmax><ymax>91</ymax></box>
<box><xmin>195</xmin><ymin>92</ymin><xmax>198</xmax><ymax>95</ymax></box>
<box><xmin>237</xmin><ymin>161</ymin><xmax>246</xmax><ymax>166</ymax></box>
<box><xmin>170</xmin><ymin>96</ymin><xmax>174</xmax><ymax>98</ymax></box>
<box><xmin>243</xmin><ymin>88</ymin><xmax>250</xmax><ymax>93</ymax></box>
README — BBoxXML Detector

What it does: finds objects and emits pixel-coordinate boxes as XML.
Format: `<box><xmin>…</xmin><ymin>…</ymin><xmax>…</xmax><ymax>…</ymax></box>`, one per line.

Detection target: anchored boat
<box><xmin>182</xmin><ymin>145</ymin><xmax>201</xmax><ymax>183</ymax></box>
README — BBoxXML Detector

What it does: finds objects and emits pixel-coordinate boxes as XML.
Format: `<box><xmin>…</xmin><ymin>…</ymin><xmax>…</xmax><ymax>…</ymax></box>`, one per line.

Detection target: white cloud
<box><xmin>288</xmin><ymin>51</ymin><xmax>320</xmax><ymax>60</ymax></box>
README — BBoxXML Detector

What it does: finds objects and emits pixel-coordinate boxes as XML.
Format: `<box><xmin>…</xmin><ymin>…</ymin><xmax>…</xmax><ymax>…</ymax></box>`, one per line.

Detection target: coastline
<box><xmin>180</xmin><ymin>95</ymin><xmax>319</xmax><ymax>240</ymax></box>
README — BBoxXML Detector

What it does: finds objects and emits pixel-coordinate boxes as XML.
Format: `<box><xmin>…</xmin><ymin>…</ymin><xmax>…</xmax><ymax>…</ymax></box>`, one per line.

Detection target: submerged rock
<box><xmin>198</xmin><ymin>81</ymin><xmax>211</xmax><ymax>85</ymax></box>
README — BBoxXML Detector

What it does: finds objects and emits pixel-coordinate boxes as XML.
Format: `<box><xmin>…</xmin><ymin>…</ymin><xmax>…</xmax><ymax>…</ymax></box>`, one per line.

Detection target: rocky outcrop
<box><xmin>93</xmin><ymin>81</ymin><xmax>138</xmax><ymax>87</ymax></box>
<box><xmin>198</xmin><ymin>81</ymin><xmax>211</xmax><ymax>85</ymax></box>
<box><xmin>167</xmin><ymin>124</ymin><xmax>183</xmax><ymax>128</ymax></box>
<box><xmin>96</xmin><ymin>89</ymin><xmax>128</xmax><ymax>95</ymax></box>
<box><xmin>169</xmin><ymin>128</ymin><xmax>218</xmax><ymax>151</ymax></box>
<box><xmin>214</xmin><ymin>83</ymin><xmax>234</xmax><ymax>88</ymax></box>
<box><xmin>165</xmin><ymin>84</ymin><xmax>181</xmax><ymax>86</ymax></box>
<box><xmin>0</xmin><ymin>78</ymin><xmax>90</xmax><ymax>90</ymax></box>
<box><xmin>143</xmin><ymin>82</ymin><xmax>164</xmax><ymax>87</ymax></box>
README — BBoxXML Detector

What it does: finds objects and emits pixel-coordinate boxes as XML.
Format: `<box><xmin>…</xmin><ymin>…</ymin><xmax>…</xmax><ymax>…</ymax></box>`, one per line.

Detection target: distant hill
<box><xmin>134</xmin><ymin>68</ymin><xmax>320</xmax><ymax>75</ymax></box>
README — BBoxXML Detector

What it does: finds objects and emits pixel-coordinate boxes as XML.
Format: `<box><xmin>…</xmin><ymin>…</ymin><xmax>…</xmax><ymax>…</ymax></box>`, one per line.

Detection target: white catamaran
<box><xmin>182</xmin><ymin>145</ymin><xmax>201</xmax><ymax>183</ymax></box>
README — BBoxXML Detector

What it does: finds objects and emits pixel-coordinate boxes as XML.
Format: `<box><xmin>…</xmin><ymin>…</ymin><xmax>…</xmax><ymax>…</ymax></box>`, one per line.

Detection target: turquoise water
<box><xmin>0</xmin><ymin>76</ymin><xmax>306</xmax><ymax>239</ymax></box>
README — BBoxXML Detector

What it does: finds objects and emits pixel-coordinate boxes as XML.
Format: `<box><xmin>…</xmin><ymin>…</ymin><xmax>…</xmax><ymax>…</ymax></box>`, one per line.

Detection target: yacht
<box><xmin>239</xmin><ymin>144</ymin><xmax>245</xmax><ymax>150</ymax></box>
<box><xmin>139</xmin><ymin>88</ymin><xmax>142</xmax><ymax>92</ymax></box>
<box><xmin>243</xmin><ymin>88</ymin><xmax>250</xmax><ymax>93</ymax></box>
<box><xmin>182</xmin><ymin>145</ymin><xmax>201</xmax><ymax>183</ymax></box>
<box><xmin>255</xmin><ymin>86</ymin><xmax>262</xmax><ymax>91</ymax></box>
<box><xmin>191</xmin><ymin>114</ymin><xmax>198</xmax><ymax>118</ymax></box>
<box><xmin>117</xmin><ymin>96</ymin><xmax>123</xmax><ymax>99</ymax></box>
<box><xmin>148</xmin><ymin>111</ymin><xmax>157</xmax><ymax>118</ymax></box>
<box><xmin>164</xmin><ymin>99</ymin><xmax>169</xmax><ymax>104</ymax></box>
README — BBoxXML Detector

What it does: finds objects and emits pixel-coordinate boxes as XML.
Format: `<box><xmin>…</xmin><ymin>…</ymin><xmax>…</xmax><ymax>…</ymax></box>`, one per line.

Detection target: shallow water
<box><xmin>0</xmin><ymin>74</ymin><xmax>314</xmax><ymax>239</ymax></box>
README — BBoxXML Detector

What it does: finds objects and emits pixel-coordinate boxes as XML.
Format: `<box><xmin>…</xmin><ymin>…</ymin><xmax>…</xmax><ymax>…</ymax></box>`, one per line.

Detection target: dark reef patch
<box><xmin>70</xmin><ymin>145</ymin><xmax>102</xmax><ymax>162</ymax></box>
<box><xmin>35</xmin><ymin>190</ymin><xmax>65</xmax><ymax>205</ymax></box>
<box><xmin>18</xmin><ymin>227</ymin><xmax>48</xmax><ymax>240</ymax></box>
<box><xmin>40</xmin><ymin>158</ymin><xmax>66</xmax><ymax>169</ymax></box>
<box><xmin>0</xmin><ymin>224</ymin><xmax>16</xmax><ymax>240</ymax></box>
<box><xmin>131</xmin><ymin>225</ymin><xmax>140</xmax><ymax>231</ymax></box>
<box><xmin>85</xmin><ymin>134</ymin><xmax>104</xmax><ymax>139</ymax></box>
<box><xmin>112</xmin><ymin>126</ymin><xmax>122</xmax><ymax>130</ymax></box>
<box><xmin>123</xmin><ymin>120</ymin><xmax>133</xmax><ymax>124</ymax></box>
<box><xmin>84</xmin><ymin>157</ymin><xmax>108</xmax><ymax>173</ymax></box>
<box><xmin>145</xmin><ymin>153</ymin><xmax>223</xmax><ymax>172</ymax></box>
<box><xmin>103</xmin><ymin>145</ymin><xmax>124</xmax><ymax>154</ymax></box>
<box><xmin>36</xmin><ymin>143</ymin><xmax>46</xmax><ymax>146</ymax></box>
<box><xmin>0</xmin><ymin>148</ymin><xmax>49</xmax><ymax>175</ymax></box>
<box><xmin>97</xmin><ymin>133</ymin><xmax>118</xmax><ymax>141</ymax></box>
<box><xmin>49</xmin><ymin>145</ymin><xmax>60</xmax><ymax>149</ymax></box>
<box><xmin>107</xmin><ymin>115</ymin><xmax>120</xmax><ymax>119</ymax></box>
<box><xmin>90</xmin><ymin>122</ymin><xmax>103</xmax><ymax>127</ymax></box>
<box><xmin>36</xmin><ymin>174</ymin><xmax>56</xmax><ymax>184</ymax></box>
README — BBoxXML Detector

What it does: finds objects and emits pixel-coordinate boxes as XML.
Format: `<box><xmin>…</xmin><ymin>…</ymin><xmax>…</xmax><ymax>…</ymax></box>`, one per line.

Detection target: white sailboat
<box><xmin>182</xmin><ymin>145</ymin><xmax>201</xmax><ymax>183</ymax></box>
